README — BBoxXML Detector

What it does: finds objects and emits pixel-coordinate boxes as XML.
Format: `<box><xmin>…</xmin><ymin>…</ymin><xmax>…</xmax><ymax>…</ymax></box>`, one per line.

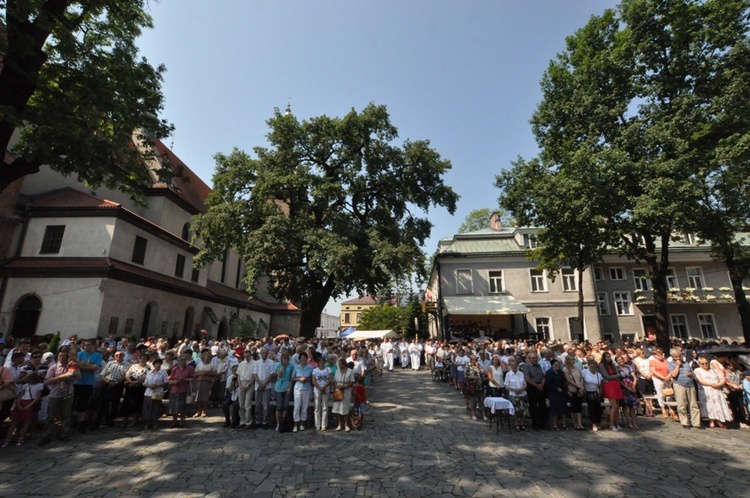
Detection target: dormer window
<box><xmin>523</xmin><ymin>234</ymin><xmax>537</xmax><ymax>249</ymax></box>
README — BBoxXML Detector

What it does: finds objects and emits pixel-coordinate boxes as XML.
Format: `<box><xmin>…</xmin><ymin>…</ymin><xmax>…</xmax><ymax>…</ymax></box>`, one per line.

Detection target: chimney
<box><xmin>489</xmin><ymin>212</ymin><xmax>502</xmax><ymax>231</ymax></box>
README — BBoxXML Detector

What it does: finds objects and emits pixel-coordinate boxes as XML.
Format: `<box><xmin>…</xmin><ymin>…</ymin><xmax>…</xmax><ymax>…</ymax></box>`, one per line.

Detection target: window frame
<box><xmin>666</xmin><ymin>268</ymin><xmax>679</xmax><ymax>290</ymax></box>
<box><xmin>686</xmin><ymin>267</ymin><xmax>705</xmax><ymax>289</ymax></box>
<box><xmin>613</xmin><ymin>292</ymin><xmax>633</xmax><ymax>316</ymax></box>
<box><xmin>488</xmin><ymin>270</ymin><xmax>504</xmax><ymax>294</ymax></box>
<box><xmin>40</xmin><ymin>225</ymin><xmax>66</xmax><ymax>254</ymax></box>
<box><xmin>609</xmin><ymin>267</ymin><xmax>625</xmax><ymax>280</ymax></box>
<box><xmin>697</xmin><ymin>313</ymin><xmax>717</xmax><ymax>339</ymax></box>
<box><xmin>632</xmin><ymin>268</ymin><xmax>652</xmax><ymax>291</ymax></box>
<box><xmin>670</xmin><ymin>314</ymin><xmax>689</xmax><ymax>340</ymax></box>
<box><xmin>522</xmin><ymin>233</ymin><xmax>537</xmax><ymax>249</ymax></box>
<box><xmin>597</xmin><ymin>292</ymin><xmax>610</xmax><ymax>316</ymax></box>
<box><xmin>535</xmin><ymin>317</ymin><xmax>551</xmax><ymax>340</ymax></box>
<box><xmin>561</xmin><ymin>267</ymin><xmax>577</xmax><ymax>292</ymax></box>
<box><xmin>529</xmin><ymin>269</ymin><xmax>547</xmax><ymax>292</ymax></box>
<box><xmin>175</xmin><ymin>254</ymin><xmax>186</xmax><ymax>278</ymax></box>
<box><xmin>593</xmin><ymin>267</ymin><xmax>603</xmax><ymax>281</ymax></box>
<box><xmin>132</xmin><ymin>236</ymin><xmax>147</xmax><ymax>265</ymax></box>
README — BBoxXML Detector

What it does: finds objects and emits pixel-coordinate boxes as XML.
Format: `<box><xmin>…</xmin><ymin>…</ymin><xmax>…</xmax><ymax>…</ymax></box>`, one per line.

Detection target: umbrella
<box><xmin>448</xmin><ymin>338</ymin><xmax>461</xmax><ymax>343</ymax></box>
<box><xmin>340</xmin><ymin>326</ymin><xmax>356</xmax><ymax>337</ymax></box>
<box><xmin>274</xmin><ymin>334</ymin><xmax>290</xmax><ymax>341</ymax></box>
<box><xmin>474</xmin><ymin>337</ymin><xmax>492</xmax><ymax>343</ymax></box>
<box><xmin>709</xmin><ymin>345</ymin><xmax>750</xmax><ymax>355</ymax></box>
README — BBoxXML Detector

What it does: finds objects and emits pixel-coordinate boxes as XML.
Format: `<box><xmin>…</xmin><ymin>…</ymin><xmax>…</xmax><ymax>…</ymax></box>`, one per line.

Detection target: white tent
<box><xmin>346</xmin><ymin>329</ymin><xmax>399</xmax><ymax>341</ymax></box>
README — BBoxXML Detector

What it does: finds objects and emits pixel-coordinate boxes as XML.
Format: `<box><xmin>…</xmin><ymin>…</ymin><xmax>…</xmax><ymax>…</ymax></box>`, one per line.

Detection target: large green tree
<box><xmin>516</xmin><ymin>0</ymin><xmax>750</xmax><ymax>351</ymax></box>
<box><xmin>0</xmin><ymin>1</ymin><xmax>173</xmax><ymax>198</ymax></box>
<box><xmin>193</xmin><ymin>104</ymin><xmax>458</xmax><ymax>338</ymax></box>
<box><xmin>496</xmin><ymin>157</ymin><xmax>613</xmax><ymax>336</ymax></box>
<box><xmin>358</xmin><ymin>300</ymin><xmax>425</xmax><ymax>338</ymax></box>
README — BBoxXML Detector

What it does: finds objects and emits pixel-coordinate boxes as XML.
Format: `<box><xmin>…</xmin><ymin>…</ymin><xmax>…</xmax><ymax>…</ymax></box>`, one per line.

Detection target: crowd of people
<box><xmin>413</xmin><ymin>336</ymin><xmax>750</xmax><ymax>433</ymax></box>
<box><xmin>1</xmin><ymin>332</ymin><xmax>748</xmax><ymax>448</ymax></box>
<box><xmin>0</xmin><ymin>334</ymin><xmax>377</xmax><ymax>447</ymax></box>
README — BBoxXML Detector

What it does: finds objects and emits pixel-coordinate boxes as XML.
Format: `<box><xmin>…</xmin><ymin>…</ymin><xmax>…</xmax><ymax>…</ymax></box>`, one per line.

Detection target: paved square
<box><xmin>1</xmin><ymin>369</ymin><xmax>748</xmax><ymax>497</ymax></box>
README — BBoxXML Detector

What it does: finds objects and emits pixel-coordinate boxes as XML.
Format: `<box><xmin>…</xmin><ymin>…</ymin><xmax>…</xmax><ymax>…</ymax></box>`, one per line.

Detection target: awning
<box><xmin>346</xmin><ymin>330</ymin><xmax>399</xmax><ymax>341</ymax></box>
<box><xmin>443</xmin><ymin>295</ymin><xmax>530</xmax><ymax>315</ymax></box>
<box><xmin>204</xmin><ymin>306</ymin><xmax>219</xmax><ymax>324</ymax></box>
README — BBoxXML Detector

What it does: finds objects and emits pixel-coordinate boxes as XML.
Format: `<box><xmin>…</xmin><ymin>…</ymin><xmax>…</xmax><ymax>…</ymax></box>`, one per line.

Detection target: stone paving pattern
<box><xmin>1</xmin><ymin>369</ymin><xmax>748</xmax><ymax>497</ymax></box>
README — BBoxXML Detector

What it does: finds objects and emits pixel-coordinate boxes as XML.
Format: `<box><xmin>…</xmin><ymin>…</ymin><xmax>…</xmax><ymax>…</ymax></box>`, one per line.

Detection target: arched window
<box><xmin>181</xmin><ymin>222</ymin><xmax>191</xmax><ymax>241</ymax></box>
<box><xmin>11</xmin><ymin>295</ymin><xmax>42</xmax><ymax>338</ymax></box>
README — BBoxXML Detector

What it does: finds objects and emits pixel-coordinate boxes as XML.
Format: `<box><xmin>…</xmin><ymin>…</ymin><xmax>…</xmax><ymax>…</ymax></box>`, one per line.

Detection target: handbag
<box><xmin>0</xmin><ymin>385</ymin><xmax>17</xmax><ymax>402</ymax></box>
<box><xmin>332</xmin><ymin>389</ymin><xmax>344</xmax><ymax>402</ymax></box>
<box><xmin>662</xmin><ymin>380</ymin><xmax>675</xmax><ymax>397</ymax></box>
<box><xmin>151</xmin><ymin>391</ymin><xmax>164</xmax><ymax>401</ymax></box>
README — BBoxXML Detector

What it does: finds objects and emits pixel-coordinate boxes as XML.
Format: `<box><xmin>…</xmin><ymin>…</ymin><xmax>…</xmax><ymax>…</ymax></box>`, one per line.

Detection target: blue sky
<box><xmin>136</xmin><ymin>0</ymin><xmax>620</xmax><ymax>315</ymax></box>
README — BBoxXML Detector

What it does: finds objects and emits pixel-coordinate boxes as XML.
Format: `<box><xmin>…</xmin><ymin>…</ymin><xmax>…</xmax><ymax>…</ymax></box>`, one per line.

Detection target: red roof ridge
<box><xmin>152</xmin><ymin>139</ymin><xmax>212</xmax><ymax>213</ymax></box>
<box><xmin>341</xmin><ymin>295</ymin><xmax>378</xmax><ymax>305</ymax></box>
<box><xmin>30</xmin><ymin>187</ymin><xmax>121</xmax><ymax>209</ymax></box>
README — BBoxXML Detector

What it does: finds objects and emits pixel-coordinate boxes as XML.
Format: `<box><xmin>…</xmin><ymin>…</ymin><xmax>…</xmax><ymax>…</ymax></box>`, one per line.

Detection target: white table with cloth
<box><xmin>483</xmin><ymin>396</ymin><xmax>515</xmax><ymax>434</ymax></box>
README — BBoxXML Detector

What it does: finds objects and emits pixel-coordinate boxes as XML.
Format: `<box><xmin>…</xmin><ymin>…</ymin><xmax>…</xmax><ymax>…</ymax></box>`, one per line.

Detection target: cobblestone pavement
<box><xmin>1</xmin><ymin>369</ymin><xmax>749</xmax><ymax>497</ymax></box>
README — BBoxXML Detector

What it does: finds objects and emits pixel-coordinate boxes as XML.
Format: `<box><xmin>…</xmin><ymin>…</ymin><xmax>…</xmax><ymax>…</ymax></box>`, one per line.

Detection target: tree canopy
<box><xmin>500</xmin><ymin>0</ymin><xmax>750</xmax><ymax>348</ymax></box>
<box><xmin>0</xmin><ymin>1</ymin><xmax>173</xmax><ymax>198</ymax></box>
<box><xmin>358</xmin><ymin>301</ymin><xmax>424</xmax><ymax>338</ymax></box>
<box><xmin>193</xmin><ymin>104</ymin><xmax>458</xmax><ymax>337</ymax></box>
<box><xmin>457</xmin><ymin>207</ymin><xmax>512</xmax><ymax>233</ymax></box>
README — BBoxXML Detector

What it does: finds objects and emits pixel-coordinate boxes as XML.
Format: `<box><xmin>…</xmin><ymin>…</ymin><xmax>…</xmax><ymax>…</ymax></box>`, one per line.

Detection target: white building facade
<box><xmin>0</xmin><ymin>141</ymin><xmax>299</xmax><ymax>341</ymax></box>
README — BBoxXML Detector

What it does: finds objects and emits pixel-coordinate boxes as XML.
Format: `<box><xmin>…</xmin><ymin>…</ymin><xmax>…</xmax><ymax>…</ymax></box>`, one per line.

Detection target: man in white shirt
<box><xmin>3</xmin><ymin>339</ymin><xmax>31</xmax><ymax>368</ymax></box>
<box><xmin>236</xmin><ymin>350</ymin><xmax>256</xmax><ymax>428</ymax></box>
<box><xmin>252</xmin><ymin>348</ymin><xmax>276</xmax><ymax>429</ymax></box>
<box><xmin>348</xmin><ymin>349</ymin><xmax>365</xmax><ymax>377</ymax></box>
<box><xmin>398</xmin><ymin>340</ymin><xmax>410</xmax><ymax>369</ymax></box>
<box><xmin>424</xmin><ymin>341</ymin><xmax>436</xmax><ymax>373</ymax></box>
<box><xmin>504</xmin><ymin>358</ymin><xmax>528</xmax><ymax>431</ymax></box>
<box><xmin>454</xmin><ymin>348</ymin><xmax>470</xmax><ymax>386</ymax></box>
<box><xmin>381</xmin><ymin>339</ymin><xmax>394</xmax><ymax>372</ymax></box>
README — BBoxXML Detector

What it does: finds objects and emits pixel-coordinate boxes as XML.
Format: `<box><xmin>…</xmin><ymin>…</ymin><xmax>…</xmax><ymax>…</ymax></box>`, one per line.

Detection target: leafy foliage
<box><xmin>194</xmin><ymin>104</ymin><xmax>458</xmax><ymax>336</ymax></box>
<box><xmin>457</xmin><ymin>207</ymin><xmax>513</xmax><ymax>233</ymax></box>
<box><xmin>0</xmin><ymin>1</ymin><xmax>173</xmax><ymax>198</ymax></box>
<box><xmin>499</xmin><ymin>0</ymin><xmax>750</xmax><ymax>347</ymax></box>
<box><xmin>358</xmin><ymin>297</ymin><xmax>426</xmax><ymax>339</ymax></box>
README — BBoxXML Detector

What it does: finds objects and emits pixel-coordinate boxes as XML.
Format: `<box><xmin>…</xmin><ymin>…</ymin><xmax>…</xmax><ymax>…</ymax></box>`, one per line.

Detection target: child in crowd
<box><xmin>351</xmin><ymin>375</ymin><xmax>367</xmax><ymax>431</ymax></box>
<box><xmin>3</xmin><ymin>372</ymin><xmax>43</xmax><ymax>447</ymax></box>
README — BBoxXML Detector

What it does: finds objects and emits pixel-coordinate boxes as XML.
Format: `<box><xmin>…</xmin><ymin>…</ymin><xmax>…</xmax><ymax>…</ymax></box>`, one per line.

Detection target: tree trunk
<box><xmin>297</xmin><ymin>278</ymin><xmax>336</xmax><ymax>338</ymax></box>
<box><xmin>298</xmin><ymin>306</ymin><xmax>324</xmax><ymax>339</ymax></box>
<box><xmin>644</xmin><ymin>234</ymin><xmax>671</xmax><ymax>353</ymax></box>
<box><xmin>723</xmin><ymin>252</ymin><xmax>750</xmax><ymax>344</ymax></box>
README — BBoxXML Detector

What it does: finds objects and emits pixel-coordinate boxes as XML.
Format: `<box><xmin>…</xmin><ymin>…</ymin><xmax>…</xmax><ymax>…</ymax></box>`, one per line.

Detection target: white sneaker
<box><xmin>275</xmin><ymin>425</ymin><xmax>280</xmax><ymax>432</ymax></box>
<box><xmin>299</xmin><ymin>425</ymin><xmax>305</xmax><ymax>431</ymax></box>
<box><xmin>293</xmin><ymin>426</ymin><xmax>298</xmax><ymax>433</ymax></box>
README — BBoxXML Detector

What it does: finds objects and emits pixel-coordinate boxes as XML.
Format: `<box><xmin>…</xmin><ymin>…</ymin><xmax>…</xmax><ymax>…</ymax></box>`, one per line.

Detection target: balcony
<box><xmin>634</xmin><ymin>287</ymin><xmax>746</xmax><ymax>305</ymax></box>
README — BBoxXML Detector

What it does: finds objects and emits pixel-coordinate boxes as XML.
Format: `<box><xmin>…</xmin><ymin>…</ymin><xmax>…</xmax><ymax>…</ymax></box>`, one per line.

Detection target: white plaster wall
<box><xmin>1</xmin><ymin>277</ymin><xmax>105</xmax><ymax>338</ymax></box>
<box><xmin>109</xmin><ymin>218</ymin><xmax>192</xmax><ymax>279</ymax></box>
<box><xmin>22</xmin><ymin>216</ymin><xmax>115</xmax><ymax>257</ymax></box>
<box><xmin>98</xmin><ymin>279</ymin><xmax>271</xmax><ymax>339</ymax></box>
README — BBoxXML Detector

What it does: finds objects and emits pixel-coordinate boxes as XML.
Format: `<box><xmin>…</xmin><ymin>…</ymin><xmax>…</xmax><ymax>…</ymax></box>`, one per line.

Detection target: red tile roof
<box><xmin>31</xmin><ymin>188</ymin><xmax>121</xmax><ymax>209</ymax></box>
<box><xmin>341</xmin><ymin>296</ymin><xmax>378</xmax><ymax>305</ymax></box>
<box><xmin>205</xmin><ymin>281</ymin><xmax>298</xmax><ymax>312</ymax></box>
<box><xmin>152</xmin><ymin>140</ymin><xmax>212</xmax><ymax>214</ymax></box>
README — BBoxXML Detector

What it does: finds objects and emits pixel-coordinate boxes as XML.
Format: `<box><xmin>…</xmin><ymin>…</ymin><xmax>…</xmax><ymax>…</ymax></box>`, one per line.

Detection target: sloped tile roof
<box><xmin>31</xmin><ymin>188</ymin><xmax>121</xmax><ymax>209</ymax></box>
<box><xmin>341</xmin><ymin>296</ymin><xmax>378</xmax><ymax>305</ymax></box>
<box><xmin>152</xmin><ymin>140</ymin><xmax>212</xmax><ymax>214</ymax></box>
<box><xmin>205</xmin><ymin>281</ymin><xmax>298</xmax><ymax>312</ymax></box>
